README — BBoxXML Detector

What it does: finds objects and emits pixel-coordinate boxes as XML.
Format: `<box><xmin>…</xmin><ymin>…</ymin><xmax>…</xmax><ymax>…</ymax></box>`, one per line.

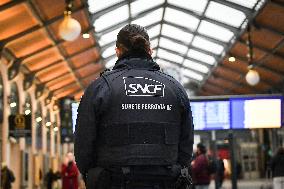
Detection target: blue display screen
<box><xmin>191</xmin><ymin>96</ymin><xmax>283</xmax><ymax>130</ymax></box>
<box><xmin>191</xmin><ymin>100</ymin><xmax>230</xmax><ymax>130</ymax></box>
<box><xmin>230</xmin><ymin>97</ymin><xmax>283</xmax><ymax>129</ymax></box>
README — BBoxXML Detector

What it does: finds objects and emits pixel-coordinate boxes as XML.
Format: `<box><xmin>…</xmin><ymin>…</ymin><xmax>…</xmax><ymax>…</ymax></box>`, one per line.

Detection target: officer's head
<box><xmin>116</xmin><ymin>24</ymin><xmax>153</xmax><ymax>58</ymax></box>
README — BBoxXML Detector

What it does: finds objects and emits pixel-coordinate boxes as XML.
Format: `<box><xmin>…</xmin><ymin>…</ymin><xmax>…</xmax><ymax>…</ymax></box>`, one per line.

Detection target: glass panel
<box><xmin>187</xmin><ymin>49</ymin><xmax>215</xmax><ymax>65</ymax></box>
<box><xmin>147</xmin><ymin>24</ymin><xmax>161</xmax><ymax>39</ymax></box>
<box><xmin>226</xmin><ymin>0</ymin><xmax>258</xmax><ymax>9</ymax></box>
<box><xmin>205</xmin><ymin>1</ymin><xmax>246</xmax><ymax>28</ymax></box>
<box><xmin>198</xmin><ymin>21</ymin><xmax>234</xmax><ymax>42</ymax></box>
<box><xmin>162</xmin><ymin>24</ymin><xmax>193</xmax><ymax>43</ymax></box>
<box><xmin>131</xmin><ymin>0</ymin><xmax>164</xmax><ymax>15</ymax></box>
<box><xmin>164</xmin><ymin>8</ymin><xmax>200</xmax><ymax>30</ymax></box>
<box><xmin>168</xmin><ymin>0</ymin><xmax>208</xmax><ymax>14</ymax></box>
<box><xmin>99</xmin><ymin>27</ymin><xmax>121</xmax><ymax>46</ymax></box>
<box><xmin>182</xmin><ymin>68</ymin><xmax>204</xmax><ymax>81</ymax></box>
<box><xmin>102</xmin><ymin>45</ymin><xmax>116</xmax><ymax>58</ymax></box>
<box><xmin>94</xmin><ymin>5</ymin><xmax>129</xmax><ymax>32</ymax></box>
<box><xmin>159</xmin><ymin>37</ymin><xmax>188</xmax><ymax>54</ymax></box>
<box><xmin>156</xmin><ymin>58</ymin><xmax>174</xmax><ymax>68</ymax></box>
<box><xmin>105</xmin><ymin>57</ymin><xmax>117</xmax><ymax>69</ymax></box>
<box><xmin>132</xmin><ymin>8</ymin><xmax>163</xmax><ymax>28</ymax></box>
<box><xmin>151</xmin><ymin>38</ymin><xmax>159</xmax><ymax>49</ymax></box>
<box><xmin>192</xmin><ymin>36</ymin><xmax>224</xmax><ymax>55</ymax></box>
<box><xmin>10</xmin><ymin>83</ymin><xmax>19</xmax><ymax>115</ymax></box>
<box><xmin>183</xmin><ymin>59</ymin><xmax>209</xmax><ymax>73</ymax></box>
<box><xmin>88</xmin><ymin>0</ymin><xmax>124</xmax><ymax>13</ymax></box>
<box><xmin>157</xmin><ymin>49</ymin><xmax>184</xmax><ymax>63</ymax></box>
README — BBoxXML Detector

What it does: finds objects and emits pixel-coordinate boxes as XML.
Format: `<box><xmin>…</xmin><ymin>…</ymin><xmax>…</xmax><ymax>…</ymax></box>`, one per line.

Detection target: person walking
<box><xmin>1</xmin><ymin>162</ymin><xmax>15</xmax><ymax>189</ymax></box>
<box><xmin>270</xmin><ymin>147</ymin><xmax>284</xmax><ymax>189</ymax></box>
<box><xmin>62</xmin><ymin>152</ymin><xmax>79</xmax><ymax>189</ymax></box>
<box><xmin>191</xmin><ymin>143</ymin><xmax>211</xmax><ymax>189</ymax></box>
<box><xmin>75</xmin><ymin>24</ymin><xmax>194</xmax><ymax>189</ymax></box>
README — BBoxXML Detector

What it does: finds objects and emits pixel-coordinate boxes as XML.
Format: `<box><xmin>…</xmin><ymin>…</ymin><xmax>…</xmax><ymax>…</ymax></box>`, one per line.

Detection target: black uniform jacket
<box><xmin>74</xmin><ymin>55</ymin><xmax>194</xmax><ymax>177</ymax></box>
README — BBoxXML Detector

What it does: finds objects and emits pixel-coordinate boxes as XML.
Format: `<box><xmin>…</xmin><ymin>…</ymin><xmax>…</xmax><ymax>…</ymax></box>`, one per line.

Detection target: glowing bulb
<box><xmin>10</xmin><ymin>102</ymin><xmax>17</xmax><ymax>108</ymax></box>
<box><xmin>36</xmin><ymin>117</ymin><xmax>42</xmax><ymax>122</ymax></box>
<box><xmin>229</xmin><ymin>56</ymin><xmax>236</xmax><ymax>62</ymax></box>
<box><xmin>59</xmin><ymin>15</ymin><xmax>81</xmax><ymax>41</ymax></box>
<box><xmin>54</xmin><ymin>127</ymin><xmax>59</xmax><ymax>132</ymax></box>
<box><xmin>245</xmin><ymin>69</ymin><xmax>260</xmax><ymax>86</ymax></box>
<box><xmin>46</xmin><ymin>122</ymin><xmax>52</xmax><ymax>127</ymax></box>
<box><xmin>25</xmin><ymin>109</ymin><xmax>31</xmax><ymax>115</ymax></box>
<box><xmin>82</xmin><ymin>33</ymin><xmax>90</xmax><ymax>39</ymax></box>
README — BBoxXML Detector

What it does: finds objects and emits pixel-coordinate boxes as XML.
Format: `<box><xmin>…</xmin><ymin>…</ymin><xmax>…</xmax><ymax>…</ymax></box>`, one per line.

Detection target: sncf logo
<box><xmin>123</xmin><ymin>77</ymin><xmax>165</xmax><ymax>97</ymax></box>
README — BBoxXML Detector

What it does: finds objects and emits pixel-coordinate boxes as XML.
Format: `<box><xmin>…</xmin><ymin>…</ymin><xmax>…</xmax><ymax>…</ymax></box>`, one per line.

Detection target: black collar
<box><xmin>113</xmin><ymin>55</ymin><xmax>160</xmax><ymax>71</ymax></box>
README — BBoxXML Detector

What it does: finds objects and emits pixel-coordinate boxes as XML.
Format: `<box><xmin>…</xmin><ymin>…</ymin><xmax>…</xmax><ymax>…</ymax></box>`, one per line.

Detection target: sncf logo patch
<box><xmin>123</xmin><ymin>77</ymin><xmax>165</xmax><ymax>97</ymax></box>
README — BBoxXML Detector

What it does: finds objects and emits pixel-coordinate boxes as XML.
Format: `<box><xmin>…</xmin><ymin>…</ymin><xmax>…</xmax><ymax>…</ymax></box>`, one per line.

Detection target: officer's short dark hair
<box><xmin>197</xmin><ymin>143</ymin><xmax>206</xmax><ymax>154</ymax></box>
<box><xmin>116</xmin><ymin>24</ymin><xmax>151</xmax><ymax>56</ymax></box>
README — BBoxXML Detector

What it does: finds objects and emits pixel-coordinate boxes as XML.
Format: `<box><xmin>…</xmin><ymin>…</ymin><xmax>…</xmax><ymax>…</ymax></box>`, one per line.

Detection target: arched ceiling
<box><xmin>0</xmin><ymin>0</ymin><xmax>283</xmax><ymax>100</ymax></box>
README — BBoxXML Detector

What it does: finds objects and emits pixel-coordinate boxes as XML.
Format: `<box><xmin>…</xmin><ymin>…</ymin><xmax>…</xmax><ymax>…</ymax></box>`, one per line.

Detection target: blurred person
<box><xmin>215</xmin><ymin>157</ymin><xmax>225</xmax><ymax>188</ymax></box>
<box><xmin>75</xmin><ymin>24</ymin><xmax>194</xmax><ymax>189</ymax></box>
<box><xmin>191</xmin><ymin>143</ymin><xmax>211</xmax><ymax>189</ymax></box>
<box><xmin>44</xmin><ymin>168</ymin><xmax>56</xmax><ymax>189</ymax></box>
<box><xmin>62</xmin><ymin>152</ymin><xmax>79</xmax><ymax>189</ymax></box>
<box><xmin>1</xmin><ymin>162</ymin><xmax>15</xmax><ymax>189</ymax></box>
<box><xmin>270</xmin><ymin>147</ymin><xmax>284</xmax><ymax>189</ymax></box>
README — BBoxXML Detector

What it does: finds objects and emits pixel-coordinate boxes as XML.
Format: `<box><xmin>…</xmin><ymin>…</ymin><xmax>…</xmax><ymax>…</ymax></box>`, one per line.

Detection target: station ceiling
<box><xmin>0</xmin><ymin>0</ymin><xmax>283</xmax><ymax>100</ymax></box>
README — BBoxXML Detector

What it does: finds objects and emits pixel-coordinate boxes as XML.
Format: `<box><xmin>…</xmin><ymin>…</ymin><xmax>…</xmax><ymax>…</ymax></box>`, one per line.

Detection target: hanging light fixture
<box><xmin>59</xmin><ymin>0</ymin><xmax>81</xmax><ymax>41</ymax></box>
<box><xmin>245</xmin><ymin>26</ymin><xmax>260</xmax><ymax>86</ymax></box>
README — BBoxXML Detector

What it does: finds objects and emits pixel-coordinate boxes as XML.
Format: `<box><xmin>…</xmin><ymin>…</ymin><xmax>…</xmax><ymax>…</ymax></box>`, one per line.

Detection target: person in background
<box><xmin>270</xmin><ymin>147</ymin><xmax>284</xmax><ymax>189</ymax></box>
<box><xmin>191</xmin><ymin>143</ymin><xmax>211</xmax><ymax>189</ymax></box>
<box><xmin>215</xmin><ymin>157</ymin><xmax>225</xmax><ymax>189</ymax></box>
<box><xmin>44</xmin><ymin>168</ymin><xmax>54</xmax><ymax>189</ymax></box>
<box><xmin>1</xmin><ymin>162</ymin><xmax>15</xmax><ymax>189</ymax></box>
<box><xmin>62</xmin><ymin>152</ymin><xmax>79</xmax><ymax>189</ymax></box>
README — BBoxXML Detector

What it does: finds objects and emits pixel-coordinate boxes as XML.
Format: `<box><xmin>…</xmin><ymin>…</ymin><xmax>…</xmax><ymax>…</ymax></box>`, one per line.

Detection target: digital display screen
<box><xmin>191</xmin><ymin>100</ymin><xmax>230</xmax><ymax>130</ymax></box>
<box><xmin>71</xmin><ymin>102</ymin><xmax>79</xmax><ymax>133</ymax></box>
<box><xmin>231</xmin><ymin>97</ymin><xmax>282</xmax><ymax>129</ymax></box>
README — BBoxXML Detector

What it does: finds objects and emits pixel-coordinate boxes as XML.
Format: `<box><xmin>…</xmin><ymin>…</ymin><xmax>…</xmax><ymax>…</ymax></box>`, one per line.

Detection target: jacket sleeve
<box><xmin>178</xmin><ymin>88</ymin><xmax>194</xmax><ymax>167</ymax></box>
<box><xmin>74</xmin><ymin>78</ymin><xmax>110</xmax><ymax>177</ymax></box>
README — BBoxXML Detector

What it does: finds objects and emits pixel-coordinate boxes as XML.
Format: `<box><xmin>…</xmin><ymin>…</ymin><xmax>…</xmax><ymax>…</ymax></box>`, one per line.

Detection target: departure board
<box><xmin>191</xmin><ymin>101</ymin><xmax>230</xmax><ymax>130</ymax></box>
<box><xmin>231</xmin><ymin>98</ymin><xmax>282</xmax><ymax>129</ymax></box>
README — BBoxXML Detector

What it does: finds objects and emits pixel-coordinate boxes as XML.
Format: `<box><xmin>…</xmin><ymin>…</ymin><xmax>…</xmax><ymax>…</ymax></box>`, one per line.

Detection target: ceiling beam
<box><xmin>0</xmin><ymin>0</ymin><xmax>26</xmax><ymax>12</ymax></box>
<box><xmin>238</xmin><ymin>39</ymin><xmax>284</xmax><ymax>61</ymax></box>
<box><xmin>27</xmin><ymin>0</ymin><xmax>85</xmax><ymax>90</ymax></box>
<box><xmin>43</xmin><ymin>72</ymin><xmax>72</xmax><ymax>85</ymax></box>
<box><xmin>231</xmin><ymin>53</ymin><xmax>284</xmax><ymax>77</ymax></box>
<box><xmin>219</xmin><ymin>63</ymin><xmax>274</xmax><ymax>87</ymax></box>
<box><xmin>0</xmin><ymin>4</ymin><xmax>86</xmax><ymax>49</ymax></box>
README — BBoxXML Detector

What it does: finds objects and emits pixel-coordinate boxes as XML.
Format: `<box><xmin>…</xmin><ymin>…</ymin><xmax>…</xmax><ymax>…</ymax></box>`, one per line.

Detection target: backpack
<box><xmin>207</xmin><ymin>155</ymin><xmax>217</xmax><ymax>174</ymax></box>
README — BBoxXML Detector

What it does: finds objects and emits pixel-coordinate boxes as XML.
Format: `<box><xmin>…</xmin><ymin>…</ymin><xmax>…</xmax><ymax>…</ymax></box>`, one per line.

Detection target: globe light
<box><xmin>59</xmin><ymin>15</ymin><xmax>81</xmax><ymax>41</ymax></box>
<box><xmin>228</xmin><ymin>56</ymin><xmax>236</xmax><ymax>62</ymax></box>
<box><xmin>245</xmin><ymin>69</ymin><xmax>260</xmax><ymax>86</ymax></box>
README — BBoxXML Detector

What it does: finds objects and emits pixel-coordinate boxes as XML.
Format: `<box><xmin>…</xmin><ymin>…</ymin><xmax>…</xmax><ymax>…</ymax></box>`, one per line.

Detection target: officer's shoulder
<box><xmin>155</xmin><ymin>71</ymin><xmax>185</xmax><ymax>90</ymax></box>
<box><xmin>99</xmin><ymin>68</ymin><xmax>123</xmax><ymax>79</ymax></box>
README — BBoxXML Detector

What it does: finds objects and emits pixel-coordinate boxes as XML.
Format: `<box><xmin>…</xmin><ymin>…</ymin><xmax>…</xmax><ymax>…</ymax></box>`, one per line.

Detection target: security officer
<box><xmin>74</xmin><ymin>24</ymin><xmax>194</xmax><ymax>189</ymax></box>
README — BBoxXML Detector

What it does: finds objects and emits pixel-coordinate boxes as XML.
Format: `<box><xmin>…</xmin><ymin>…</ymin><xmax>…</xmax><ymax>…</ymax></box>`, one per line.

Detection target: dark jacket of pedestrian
<box><xmin>1</xmin><ymin>166</ymin><xmax>15</xmax><ymax>189</ymax></box>
<box><xmin>270</xmin><ymin>147</ymin><xmax>284</xmax><ymax>177</ymax></box>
